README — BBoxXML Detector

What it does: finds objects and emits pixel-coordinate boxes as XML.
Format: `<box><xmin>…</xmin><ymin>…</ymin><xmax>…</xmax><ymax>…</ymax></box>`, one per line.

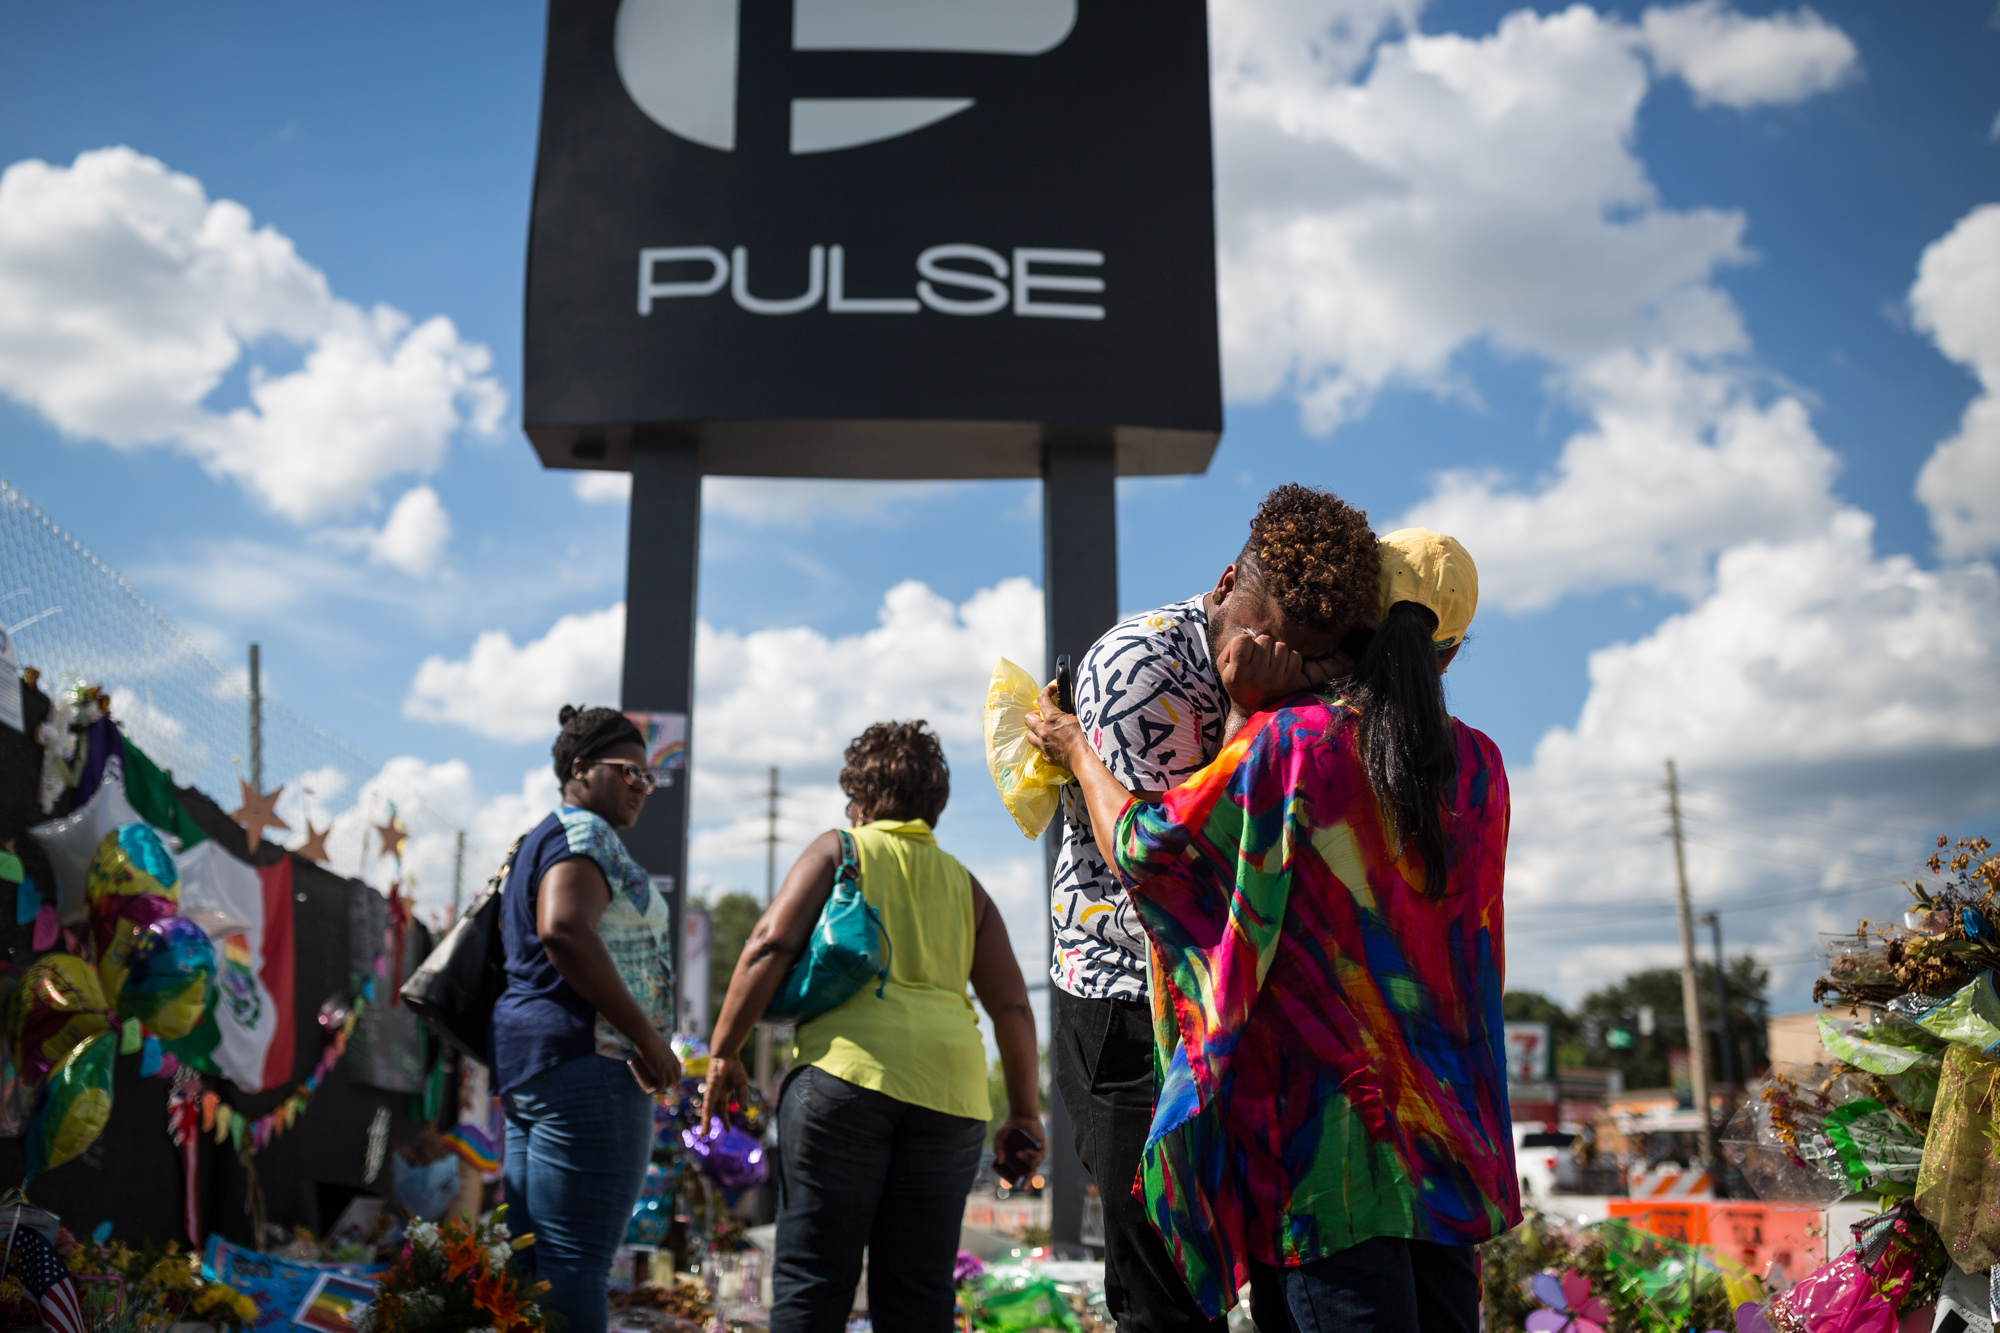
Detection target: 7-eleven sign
<box><xmin>1503</xmin><ymin>1021</ymin><xmax>1551</xmax><ymax>1083</ymax></box>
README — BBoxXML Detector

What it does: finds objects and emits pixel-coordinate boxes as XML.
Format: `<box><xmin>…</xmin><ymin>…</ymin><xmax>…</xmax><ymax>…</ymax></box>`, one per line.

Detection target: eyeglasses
<box><xmin>589</xmin><ymin>760</ymin><xmax>659</xmax><ymax>792</ymax></box>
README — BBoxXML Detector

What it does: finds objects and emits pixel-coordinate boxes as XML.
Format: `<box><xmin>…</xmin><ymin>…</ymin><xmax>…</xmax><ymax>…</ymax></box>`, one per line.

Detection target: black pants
<box><xmin>1248</xmin><ymin>1239</ymin><xmax>1478</xmax><ymax>1333</ymax></box>
<box><xmin>1055</xmin><ymin>989</ymin><xmax>1226</xmax><ymax>1333</ymax></box>
<box><xmin>771</xmin><ymin>1064</ymin><xmax>986</xmax><ymax>1333</ymax></box>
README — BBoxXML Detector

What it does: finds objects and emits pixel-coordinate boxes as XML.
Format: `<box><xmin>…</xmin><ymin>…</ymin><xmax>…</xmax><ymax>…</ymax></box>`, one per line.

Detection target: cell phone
<box><xmin>1054</xmin><ymin>654</ymin><xmax>1074</xmax><ymax>714</ymax></box>
<box><xmin>994</xmin><ymin>1126</ymin><xmax>1041</xmax><ymax>1187</ymax></box>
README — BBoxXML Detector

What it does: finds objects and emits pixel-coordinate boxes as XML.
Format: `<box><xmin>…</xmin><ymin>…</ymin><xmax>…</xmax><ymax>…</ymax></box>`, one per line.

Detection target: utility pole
<box><xmin>1666</xmin><ymin>759</ymin><xmax>1716</xmax><ymax>1173</ymax></box>
<box><xmin>757</xmin><ymin>766</ymin><xmax>779</xmax><ymax>1098</ymax></box>
<box><xmin>764</xmin><ymin>766</ymin><xmax>779</xmax><ymax>904</ymax></box>
<box><xmin>247</xmin><ymin>643</ymin><xmax>263</xmax><ymax>792</ymax></box>
<box><xmin>451</xmin><ymin>829</ymin><xmax>467</xmax><ymax>923</ymax></box>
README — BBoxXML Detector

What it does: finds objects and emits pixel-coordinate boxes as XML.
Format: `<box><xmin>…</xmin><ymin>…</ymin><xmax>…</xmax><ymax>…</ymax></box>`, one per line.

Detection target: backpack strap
<box><xmin>836</xmin><ymin>829</ymin><xmax>892</xmax><ymax>999</ymax></box>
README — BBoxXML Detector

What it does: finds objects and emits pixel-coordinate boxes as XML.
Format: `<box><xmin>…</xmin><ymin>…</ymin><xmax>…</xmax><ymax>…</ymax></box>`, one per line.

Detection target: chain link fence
<box><xmin>1</xmin><ymin>476</ymin><xmax>464</xmax><ymax>901</ymax></box>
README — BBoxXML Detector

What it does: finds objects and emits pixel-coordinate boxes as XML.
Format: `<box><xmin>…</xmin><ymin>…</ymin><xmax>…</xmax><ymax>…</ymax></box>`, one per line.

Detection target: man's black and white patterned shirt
<box><xmin>1050</xmin><ymin>595</ymin><xmax>1227</xmax><ymax>1001</ymax></box>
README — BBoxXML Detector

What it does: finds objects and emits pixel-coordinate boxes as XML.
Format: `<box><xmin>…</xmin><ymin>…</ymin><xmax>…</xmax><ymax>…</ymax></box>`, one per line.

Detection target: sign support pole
<box><xmin>1042</xmin><ymin>432</ymin><xmax>1118</xmax><ymax>1251</ymax></box>
<box><xmin>620</xmin><ymin>437</ymin><xmax>701</xmax><ymax>1014</ymax></box>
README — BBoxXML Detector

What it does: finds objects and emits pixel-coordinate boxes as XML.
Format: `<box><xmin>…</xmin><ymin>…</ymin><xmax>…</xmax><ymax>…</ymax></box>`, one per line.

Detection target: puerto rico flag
<box><xmin>177</xmin><ymin>842</ymin><xmax>295</xmax><ymax>1093</ymax></box>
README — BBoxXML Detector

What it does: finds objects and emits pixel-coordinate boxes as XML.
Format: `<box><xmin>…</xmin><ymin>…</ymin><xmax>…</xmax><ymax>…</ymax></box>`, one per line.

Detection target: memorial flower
<box><xmin>369</xmin><ymin>1209</ymin><xmax>547</xmax><ymax>1333</ymax></box>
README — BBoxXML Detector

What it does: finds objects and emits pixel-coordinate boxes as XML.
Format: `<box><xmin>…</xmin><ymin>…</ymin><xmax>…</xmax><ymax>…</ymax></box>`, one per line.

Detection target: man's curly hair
<box><xmin>1240</xmin><ymin>484</ymin><xmax>1379</xmax><ymax>632</ymax></box>
<box><xmin>840</xmin><ymin>720</ymin><xmax>951</xmax><ymax>825</ymax></box>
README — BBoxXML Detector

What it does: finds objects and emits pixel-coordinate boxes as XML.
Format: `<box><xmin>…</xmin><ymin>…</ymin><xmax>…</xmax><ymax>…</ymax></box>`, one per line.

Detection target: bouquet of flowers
<box><xmin>45</xmin><ymin>1234</ymin><xmax>258</xmax><ymax>1333</ymax></box>
<box><xmin>361</xmin><ymin>1210</ymin><xmax>550</xmax><ymax>1333</ymax></box>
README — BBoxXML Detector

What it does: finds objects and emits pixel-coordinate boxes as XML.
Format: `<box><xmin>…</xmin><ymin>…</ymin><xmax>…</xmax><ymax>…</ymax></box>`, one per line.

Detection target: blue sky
<box><xmin>2</xmin><ymin>0</ymin><xmax>1997</xmax><ymax>1015</ymax></box>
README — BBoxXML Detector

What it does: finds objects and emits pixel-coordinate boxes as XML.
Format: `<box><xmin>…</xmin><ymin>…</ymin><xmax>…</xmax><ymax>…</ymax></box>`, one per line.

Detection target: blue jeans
<box><xmin>1247</xmin><ymin>1238</ymin><xmax>1478</xmax><ymax>1333</ymax></box>
<box><xmin>772</xmin><ymin>1064</ymin><xmax>986</xmax><ymax>1333</ymax></box>
<box><xmin>503</xmin><ymin>1055</ymin><xmax>655</xmax><ymax>1333</ymax></box>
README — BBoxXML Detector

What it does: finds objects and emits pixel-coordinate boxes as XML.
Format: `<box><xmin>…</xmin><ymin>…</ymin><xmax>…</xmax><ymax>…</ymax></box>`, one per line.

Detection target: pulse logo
<box><xmin>638</xmin><ymin>243</ymin><xmax>1105</xmax><ymax>319</ymax></box>
<box><xmin>613</xmin><ymin>0</ymin><xmax>1078</xmax><ymax>154</ymax></box>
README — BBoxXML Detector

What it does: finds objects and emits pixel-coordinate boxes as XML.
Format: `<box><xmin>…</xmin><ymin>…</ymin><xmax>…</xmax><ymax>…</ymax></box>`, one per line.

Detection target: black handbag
<box><xmin>401</xmin><ymin>834</ymin><xmax>526</xmax><ymax>1061</ymax></box>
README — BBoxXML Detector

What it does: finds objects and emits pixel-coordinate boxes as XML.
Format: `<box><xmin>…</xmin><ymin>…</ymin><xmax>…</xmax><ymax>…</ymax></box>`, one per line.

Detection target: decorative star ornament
<box><xmin>374</xmin><ymin>817</ymin><xmax>407</xmax><ymax>863</ymax></box>
<box><xmin>230</xmin><ymin>780</ymin><xmax>290</xmax><ymax>854</ymax></box>
<box><xmin>294</xmin><ymin>822</ymin><xmax>332</xmax><ymax>865</ymax></box>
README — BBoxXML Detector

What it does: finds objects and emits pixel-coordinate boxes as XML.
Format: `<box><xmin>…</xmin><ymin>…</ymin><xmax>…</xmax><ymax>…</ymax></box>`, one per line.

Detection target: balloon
<box><xmin>13</xmin><ymin>953</ymin><xmax>110</xmax><ymax>1086</ymax></box>
<box><xmin>316</xmin><ymin>992</ymin><xmax>351</xmax><ymax>1035</ymax></box>
<box><xmin>88</xmin><ymin>824</ymin><xmax>180</xmax><ymax>1001</ymax></box>
<box><xmin>681</xmin><ymin>1119</ymin><xmax>768</xmax><ymax>1192</ymax></box>
<box><xmin>24</xmin><ymin>1031</ymin><xmax>114</xmax><ymax>1178</ymax></box>
<box><xmin>7</xmin><ymin>826</ymin><xmax>215</xmax><ymax>1178</ymax></box>
<box><xmin>28</xmin><ymin>767</ymin><xmax>144</xmax><ymax>925</ymax></box>
<box><xmin>118</xmin><ymin>917</ymin><xmax>215</xmax><ymax>1040</ymax></box>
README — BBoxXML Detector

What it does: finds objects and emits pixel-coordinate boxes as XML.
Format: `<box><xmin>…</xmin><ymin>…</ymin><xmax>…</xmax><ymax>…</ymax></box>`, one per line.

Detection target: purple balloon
<box><xmin>1734</xmin><ymin>1304</ymin><xmax>1775</xmax><ymax>1333</ymax></box>
<box><xmin>125</xmin><ymin>915</ymin><xmax>216</xmax><ymax>982</ymax></box>
<box><xmin>681</xmin><ymin>1120</ymin><xmax>768</xmax><ymax>1193</ymax></box>
<box><xmin>142</xmin><ymin>914</ymin><xmax>209</xmax><ymax>948</ymax></box>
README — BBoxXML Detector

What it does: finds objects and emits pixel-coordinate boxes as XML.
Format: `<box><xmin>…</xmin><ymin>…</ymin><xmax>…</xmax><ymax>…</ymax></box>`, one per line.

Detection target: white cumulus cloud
<box><xmin>1503</xmin><ymin>509</ymin><xmax>2000</xmax><ymax>1000</ymax></box>
<box><xmin>403</xmin><ymin>579</ymin><xmax>1050</xmax><ymax>960</ymax></box>
<box><xmin>1214</xmin><ymin>3</ymin><xmax>1759</xmax><ymax>430</ymax></box>
<box><xmin>0</xmin><ymin>146</ymin><xmax>505</xmax><ymax>521</ymax></box>
<box><xmin>403</xmin><ymin>603</ymin><xmax>627</xmax><ymax>742</ymax></box>
<box><xmin>1640</xmin><ymin>1</ymin><xmax>1859</xmax><ymax>110</ymax></box>
<box><xmin>703</xmin><ymin>477</ymin><xmax>964</xmax><ymax>527</ymax></box>
<box><xmin>1213</xmin><ymin>3</ymin><xmax>1862</xmax><ymax>611</ymax></box>
<box><xmin>572</xmin><ymin>473</ymin><xmax>963</xmax><ymax>527</ymax></box>
<box><xmin>303</xmin><ymin>758</ymin><xmax>564</xmax><ymax>916</ymax></box>
<box><xmin>1400</xmin><ymin>351</ymin><xmax>1839</xmax><ymax>609</ymax></box>
<box><xmin>322</xmin><ymin>485</ymin><xmax>454</xmax><ymax>576</ymax></box>
<box><xmin>573</xmin><ymin>472</ymin><xmax>633</xmax><ymax>505</ymax></box>
<box><xmin>693</xmin><ymin>576</ymin><xmax>1040</xmax><ymax>790</ymax></box>
<box><xmin>1529</xmin><ymin>511</ymin><xmax>2000</xmax><ymax>778</ymax></box>
<box><xmin>1911</xmin><ymin>202</ymin><xmax>2000</xmax><ymax>560</ymax></box>
<box><xmin>368</xmin><ymin>486</ymin><xmax>453</xmax><ymax>576</ymax></box>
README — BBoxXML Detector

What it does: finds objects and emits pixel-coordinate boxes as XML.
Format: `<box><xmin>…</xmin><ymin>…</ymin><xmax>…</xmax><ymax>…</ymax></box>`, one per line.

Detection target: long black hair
<box><xmin>1348</xmin><ymin>602</ymin><xmax>1457</xmax><ymax>896</ymax></box>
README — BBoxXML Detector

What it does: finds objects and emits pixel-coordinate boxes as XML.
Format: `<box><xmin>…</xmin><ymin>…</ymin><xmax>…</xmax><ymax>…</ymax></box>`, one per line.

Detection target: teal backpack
<box><xmin>764</xmin><ymin>830</ymin><xmax>891</xmax><ymax>1024</ymax></box>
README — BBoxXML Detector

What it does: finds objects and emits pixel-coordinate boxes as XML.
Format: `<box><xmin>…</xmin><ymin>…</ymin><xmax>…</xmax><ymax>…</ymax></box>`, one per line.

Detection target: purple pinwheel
<box><xmin>1526</xmin><ymin>1271</ymin><xmax>1611</xmax><ymax>1333</ymax></box>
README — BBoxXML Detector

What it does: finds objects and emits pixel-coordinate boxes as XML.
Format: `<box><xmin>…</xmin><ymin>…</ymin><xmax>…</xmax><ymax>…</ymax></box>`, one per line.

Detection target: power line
<box><xmin>1507</xmin><ymin>873</ymin><xmax>1908</xmax><ymax>935</ymax></box>
<box><xmin>1678</xmin><ymin>801</ymin><xmax>1936</xmax><ymax>846</ymax></box>
<box><xmin>1675</xmin><ymin>830</ymin><xmax>1917</xmax><ymax>873</ymax></box>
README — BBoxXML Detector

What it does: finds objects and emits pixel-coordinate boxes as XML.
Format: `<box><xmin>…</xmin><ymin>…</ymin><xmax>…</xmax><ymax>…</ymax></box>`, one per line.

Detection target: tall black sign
<box><xmin>524</xmin><ymin>0</ymin><xmax>1220</xmax><ymax>478</ymax></box>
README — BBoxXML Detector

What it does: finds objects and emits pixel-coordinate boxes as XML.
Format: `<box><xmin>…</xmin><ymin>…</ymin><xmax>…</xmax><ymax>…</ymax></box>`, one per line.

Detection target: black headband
<box><xmin>552</xmin><ymin>706</ymin><xmax>645</xmax><ymax>782</ymax></box>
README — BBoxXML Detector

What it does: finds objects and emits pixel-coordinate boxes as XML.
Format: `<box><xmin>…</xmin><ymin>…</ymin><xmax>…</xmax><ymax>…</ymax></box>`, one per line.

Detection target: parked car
<box><xmin>1513</xmin><ymin>1124</ymin><xmax>1579</xmax><ymax>1198</ymax></box>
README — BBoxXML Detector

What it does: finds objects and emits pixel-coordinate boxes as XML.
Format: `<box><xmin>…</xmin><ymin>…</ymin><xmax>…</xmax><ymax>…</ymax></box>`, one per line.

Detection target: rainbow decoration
<box><xmin>623</xmin><ymin>711</ymin><xmax>687</xmax><ymax>774</ymax></box>
<box><xmin>198</xmin><ymin>976</ymin><xmax>375</xmax><ymax>1156</ymax></box>
<box><xmin>443</xmin><ymin>1124</ymin><xmax>499</xmax><ymax>1174</ymax></box>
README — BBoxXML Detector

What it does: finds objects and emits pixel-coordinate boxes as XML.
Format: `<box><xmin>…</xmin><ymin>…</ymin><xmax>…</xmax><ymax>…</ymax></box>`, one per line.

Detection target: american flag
<box><xmin>10</xmin><ymin>1226</ymin><xmax>84</xmax><ymax>1333</ymax></box>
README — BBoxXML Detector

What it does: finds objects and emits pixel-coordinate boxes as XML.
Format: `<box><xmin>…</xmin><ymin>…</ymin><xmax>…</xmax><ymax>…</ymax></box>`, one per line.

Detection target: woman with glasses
<box><xmin>492</xmin><ymin>705</ymin><xmax>680</xmax><ymax>1333</ymax></box>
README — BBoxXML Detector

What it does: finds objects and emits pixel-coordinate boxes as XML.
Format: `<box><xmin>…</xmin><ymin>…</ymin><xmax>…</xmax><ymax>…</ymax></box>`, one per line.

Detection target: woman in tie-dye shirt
<box><xmin>1029</xmin><ymin>529</ymin><xmax>1516</xmax><ymax>1333</ymax></box>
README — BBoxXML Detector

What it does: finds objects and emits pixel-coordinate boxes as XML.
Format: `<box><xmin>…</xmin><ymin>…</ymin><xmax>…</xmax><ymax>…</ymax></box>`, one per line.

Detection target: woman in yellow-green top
<box><xmin>703</xmin><ymin>721</ymin><xmax>1045</xmax><ymax>1333</ymax></box>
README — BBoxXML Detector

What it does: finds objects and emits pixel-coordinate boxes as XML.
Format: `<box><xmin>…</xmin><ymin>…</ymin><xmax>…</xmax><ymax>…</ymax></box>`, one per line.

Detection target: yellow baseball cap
<box><xmin>1376</xmin><ymin>528</ymin><xmax>1479</xmax><ymax>649</ymax></box>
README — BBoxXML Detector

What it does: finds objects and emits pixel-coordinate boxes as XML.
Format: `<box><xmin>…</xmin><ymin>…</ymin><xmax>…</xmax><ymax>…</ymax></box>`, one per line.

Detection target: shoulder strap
<box><xmin>486</xmin><ymin>832</ymin><xmax>530</xmax><ymax>898</ymax></box>
<box><xmin>835</xmin><ymin>829</ymin><xmax>891</xmax><ymax>997</ymax></box>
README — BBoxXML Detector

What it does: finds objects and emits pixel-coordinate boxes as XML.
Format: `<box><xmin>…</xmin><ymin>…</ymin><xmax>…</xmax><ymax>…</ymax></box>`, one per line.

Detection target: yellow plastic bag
<box><xmin>1914</xmin><ymin>1045</ymin><xmax>2000</xmax><ymax>1273</ymax></box>
<box><xmin>984</xmin><ymin>657</ymin><xmax>1072</xmax><ymax>839</ymax></box>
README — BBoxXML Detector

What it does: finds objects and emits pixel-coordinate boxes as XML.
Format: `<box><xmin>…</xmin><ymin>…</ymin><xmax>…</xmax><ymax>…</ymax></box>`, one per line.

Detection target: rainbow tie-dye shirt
<box><xmin>1114</xmin><ymin>696</ymin><xmax>1519</xmax><ymax>1317</ymax></box>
